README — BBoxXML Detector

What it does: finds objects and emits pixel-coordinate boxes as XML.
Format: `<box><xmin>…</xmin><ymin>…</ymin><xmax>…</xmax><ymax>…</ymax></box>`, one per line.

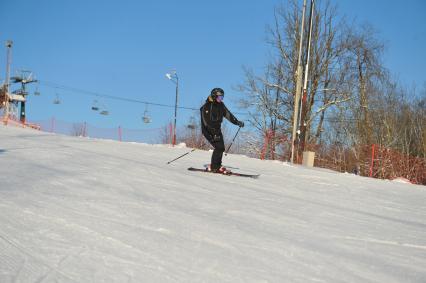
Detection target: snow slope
<box><xmin>0</xmin><ymin>125</ymin><xmax>425</xmax><ymax>283</ymax></box>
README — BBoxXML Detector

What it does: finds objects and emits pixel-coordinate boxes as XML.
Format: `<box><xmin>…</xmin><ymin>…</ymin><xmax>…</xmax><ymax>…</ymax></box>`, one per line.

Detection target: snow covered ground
<box><xmin>0</xmin><ymin>125</ymin><xmax>425</xmax><ymax>283</ymax></box>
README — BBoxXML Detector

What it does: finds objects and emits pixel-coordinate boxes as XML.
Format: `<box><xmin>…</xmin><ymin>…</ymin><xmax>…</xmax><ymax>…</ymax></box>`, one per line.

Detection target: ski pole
<box><xmin>166</xmin><ymin>148</ymin><xmax>196</xmax><ymax>164</ymax></box>
<box><xmin>225</xmin><ymin>126</ymin><xmax>241</xmax><ymax>156</ymax></box>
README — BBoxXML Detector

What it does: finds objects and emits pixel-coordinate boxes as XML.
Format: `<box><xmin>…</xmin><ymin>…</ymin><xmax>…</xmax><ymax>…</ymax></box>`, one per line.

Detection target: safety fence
<box><xmin>260</xmin><ymin>130</ymin><xmax>426</xmax><ymax>185</ymax></box>
<box><xmin>2</xmin><ymin>115</ymin><xmax>41</xmax><ymax>130</ymax></box>
<box><xmin>38</xmin><ymin>117</ymin><xmax>166</xmax><ymax>144</ymax></box>
<box><xmin>3</xmin><ymin>116</ymin><xmax>425</xmax><ymax>185</ymax></box>
<box><xmin>3</xmin><ymin>116</ymin><xmax>166</xmax><ymax>144</ymax></box>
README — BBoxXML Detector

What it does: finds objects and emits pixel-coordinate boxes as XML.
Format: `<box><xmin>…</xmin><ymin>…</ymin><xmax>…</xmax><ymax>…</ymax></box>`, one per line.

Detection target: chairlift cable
<box><xmin>39</xmin><ymin>80</ymin><xmax>198</xmax><ymax>110</ymax></box>
<box><xmin>38</xmin><ymin>80</ymin><xmax>249</xmax><ymax>115</ymax></box>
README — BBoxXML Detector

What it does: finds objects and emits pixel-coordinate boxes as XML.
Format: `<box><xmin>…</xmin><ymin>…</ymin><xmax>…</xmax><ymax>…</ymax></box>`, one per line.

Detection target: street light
<box><xmin>3</xmin><ymin>40</ymin><xmax>13</xmax><ymax>123</ymax></box>
<box><xmin>165</xmin><ymin>70</ymin><xmax>179</xmax><ymax>146</ymax></box>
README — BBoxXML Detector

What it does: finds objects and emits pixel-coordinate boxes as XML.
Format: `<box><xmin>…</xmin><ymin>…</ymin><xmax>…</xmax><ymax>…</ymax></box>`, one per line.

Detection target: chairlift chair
<box><xmin>187</xmin><ymin>116</ymin><xmax>196</xmax><ymax>129</ymax></box>
<box><xmin>53</xmin><ymin>94</ymin><xmax>61</xmax><ymax>104</ymax></box>
<box><xmin>34</xmin><ymin>86</ymin><xmax>40</xmax><ymax>96</ymax></box>
<box><xmin>142</xmin><ymin>104</ymin><xmax>151</xmax><ymax>123</ymax></box>
<box><xmin>96</xmin><ymin>99</ymin><xmax>109</xmax><ymax>115</ymax></box>
<box><xmin>91</xmin><ymin>100</ymin><xmax>99</xmax><ymax>111</ymax></box>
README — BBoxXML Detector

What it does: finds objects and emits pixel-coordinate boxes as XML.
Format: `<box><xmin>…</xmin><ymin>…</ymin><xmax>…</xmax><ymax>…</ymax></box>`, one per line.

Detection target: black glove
<box><xmin>237</xmin><ymin>120</ymin><xmax>244</xmax><ymax>128</ymax></box>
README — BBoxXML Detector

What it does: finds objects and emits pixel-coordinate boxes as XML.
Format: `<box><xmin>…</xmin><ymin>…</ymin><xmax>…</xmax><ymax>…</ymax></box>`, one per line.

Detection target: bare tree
<box><xmin>71</xmin><ymin>123</ymin><xmax>87</xmax><ymax>137</ymax></box>
<box><xmin>236</xmin><ymin>64</ymin><xmax>290</xmax><ymax>158</ymax></box>
<box><xmin>341</xmin><ymin>24</ymin><xmax>385</xmax><ymax>146</ymax></box>
<box><xmin>299</xmin><ymin>1</ymin><xmax>351</xmax><ymax>148</ymax></box>
<box><xmin>178</xmin><ymin>115</ymin><xmax>209</xmax><ymax>150</ymax></box>
<box><xmin>159</xmin><ymin>123</ymin><xmax>172</xmax><ymax>144</ymax></box>
<box><xmin>238</xmin><ymin>0</ymin><xmax>352</xmax><ymax>159</ymax></box>
<box><xmin>235</xmin><ymin>0</ymin><xmax>424</xmax><ymax>181</ymax></box>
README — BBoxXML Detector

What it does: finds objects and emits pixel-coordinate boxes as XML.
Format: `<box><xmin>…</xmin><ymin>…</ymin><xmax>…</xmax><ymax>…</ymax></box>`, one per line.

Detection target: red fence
<box><xmin>4</xmin><ymin>117</ymin><xmax>425</xmax><ymax>185</ymax></box>
<box><xmin>21</xmin><ymin>117</ymin><xmax>165</xmax><ymax>144</ymax></box>
<box><xmin>366</xmin><ymin>144</ymin><xmax>425</xmax><ymax>185</ymax></box>
<box><xmin>260</xmin><ymin>130</ymin><xmax>425</xmax><ymax>185</ymax></box>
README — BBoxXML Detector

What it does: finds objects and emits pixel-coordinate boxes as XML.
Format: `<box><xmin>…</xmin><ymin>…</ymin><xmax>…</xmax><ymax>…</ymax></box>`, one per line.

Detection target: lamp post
<box><xmin>166</xmin><ymin>70</ymin><xmax>179</xmax><ymax>146</ymax></box>
<box><xmin>3</xmin><ymin>40</ymin><xmax>13</xmax><ymax>123</ymax></box>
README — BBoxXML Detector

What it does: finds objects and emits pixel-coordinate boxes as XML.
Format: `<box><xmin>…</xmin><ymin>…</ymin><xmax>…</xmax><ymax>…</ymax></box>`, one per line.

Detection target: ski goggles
<box><xmin>216</xmin><ymin>95</ymin><xmax>224</xmax><ymax>102</ymax></box>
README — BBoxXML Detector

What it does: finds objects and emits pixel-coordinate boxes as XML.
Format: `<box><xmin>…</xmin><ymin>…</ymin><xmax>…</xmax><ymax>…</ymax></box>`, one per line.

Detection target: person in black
<box><xmin>200</xmin><ymin>88</ymin><xmax>244</xmax><ymax>173</ymax></box>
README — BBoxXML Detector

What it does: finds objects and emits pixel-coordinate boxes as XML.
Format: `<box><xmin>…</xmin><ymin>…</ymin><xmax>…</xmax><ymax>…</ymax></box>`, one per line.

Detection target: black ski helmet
<box><xmin>210</xmin><ymin>88</ymin><xmax>224</xmax><ymax>99</ymax></box>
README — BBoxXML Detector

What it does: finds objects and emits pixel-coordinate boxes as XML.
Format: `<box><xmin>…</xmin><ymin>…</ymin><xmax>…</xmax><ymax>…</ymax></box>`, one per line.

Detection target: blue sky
<box><xmin>1</xmin><ymin>0</ymin><xmax>425</xmax><ymax>131</ymax></box>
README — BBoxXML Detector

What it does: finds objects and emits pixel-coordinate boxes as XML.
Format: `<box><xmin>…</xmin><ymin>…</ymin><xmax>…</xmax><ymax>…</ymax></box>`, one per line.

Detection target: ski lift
<box><xmin>142</xmin><ymin>104</ymin><xmax>151</xmax><ymax>123</ymax></box>
<box><xmin>187</xmin><ymin>116</ymin><xmax>196</xmax><ymax>129</ymax></box>
<box><xmin>34</xmin><ymin>85</ymin><xmax>40</xmax><ymax>96</ymax></box>
<box><xmin>91</xmin><ymin>100</ymin><xmax>99</xmax><ymax>111</ymax></box>
<box><xmin>53</xmin><ymin>94</ymin><xmax>61</xmax><ymax>104</ymax></box>
<box><xmin>96</xmin><ymin>99</ymin><xmax>109</xmax><ymax>115</ymax></box>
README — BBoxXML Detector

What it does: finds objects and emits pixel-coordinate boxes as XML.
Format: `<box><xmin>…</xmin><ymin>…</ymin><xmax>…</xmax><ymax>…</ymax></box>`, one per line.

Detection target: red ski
<box><xmin>188</xmin><ymin>167</ymin><xmax>259</xmax><ymax>179</ymax></box>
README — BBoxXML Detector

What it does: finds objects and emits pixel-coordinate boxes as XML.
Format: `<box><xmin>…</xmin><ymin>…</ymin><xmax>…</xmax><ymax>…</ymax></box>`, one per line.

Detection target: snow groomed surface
<box><xmin>0</xmin><ymin>125</ymin><xmax>425</xmax><ymax>282</ymax></box>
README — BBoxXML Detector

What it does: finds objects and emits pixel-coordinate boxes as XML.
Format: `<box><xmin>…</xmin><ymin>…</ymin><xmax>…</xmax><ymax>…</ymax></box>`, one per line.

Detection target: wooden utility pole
<box><xmin>298</xmin><ymin>0</ymin><xmax>315</xmax><ymax>152</ymax></box>
<box><xmin>291</xmin><ymin>0</ymin><xmax>307</xmax><ymax>163</ymax></box>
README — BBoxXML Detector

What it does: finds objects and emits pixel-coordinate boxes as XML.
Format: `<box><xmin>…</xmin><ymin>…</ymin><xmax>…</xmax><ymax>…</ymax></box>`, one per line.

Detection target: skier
<box><xmin>200</xmin><ymin>87</ymin><xmax>244</xmax><ymax>173</ymax></box>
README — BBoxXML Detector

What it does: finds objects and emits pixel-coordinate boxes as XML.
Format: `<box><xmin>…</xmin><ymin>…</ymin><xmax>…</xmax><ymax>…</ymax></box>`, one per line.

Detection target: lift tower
<box><xmin>10</xmin><ymin>70</ymin><xmax>37</xmax><ymax>123</ymax></box>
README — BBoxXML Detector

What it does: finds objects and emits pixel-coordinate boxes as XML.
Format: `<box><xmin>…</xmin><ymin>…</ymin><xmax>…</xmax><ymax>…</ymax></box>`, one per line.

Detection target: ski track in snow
<box><xmin>0</xmin><ymin>125</ymin><xmax>426</xmax><ymax>282</ymax></box>
<box><xmin>335</xmin><ymin>236</ymin><xmax>426</xmax><ymax>251</ymax></box>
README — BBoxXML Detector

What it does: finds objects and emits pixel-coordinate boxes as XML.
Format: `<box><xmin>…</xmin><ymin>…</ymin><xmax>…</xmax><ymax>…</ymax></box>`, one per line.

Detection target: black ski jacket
<box><xmin>200</xmin><ymin>97</ymin><xmax>239</xmax><ymax>139</ymax></box>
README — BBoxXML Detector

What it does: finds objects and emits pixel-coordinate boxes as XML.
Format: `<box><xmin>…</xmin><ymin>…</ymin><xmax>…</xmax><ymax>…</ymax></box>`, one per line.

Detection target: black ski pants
<box><xmin>206</xmin><ymin>132</ymin><xmax>225</xmax><ymax>170</ymax></box>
